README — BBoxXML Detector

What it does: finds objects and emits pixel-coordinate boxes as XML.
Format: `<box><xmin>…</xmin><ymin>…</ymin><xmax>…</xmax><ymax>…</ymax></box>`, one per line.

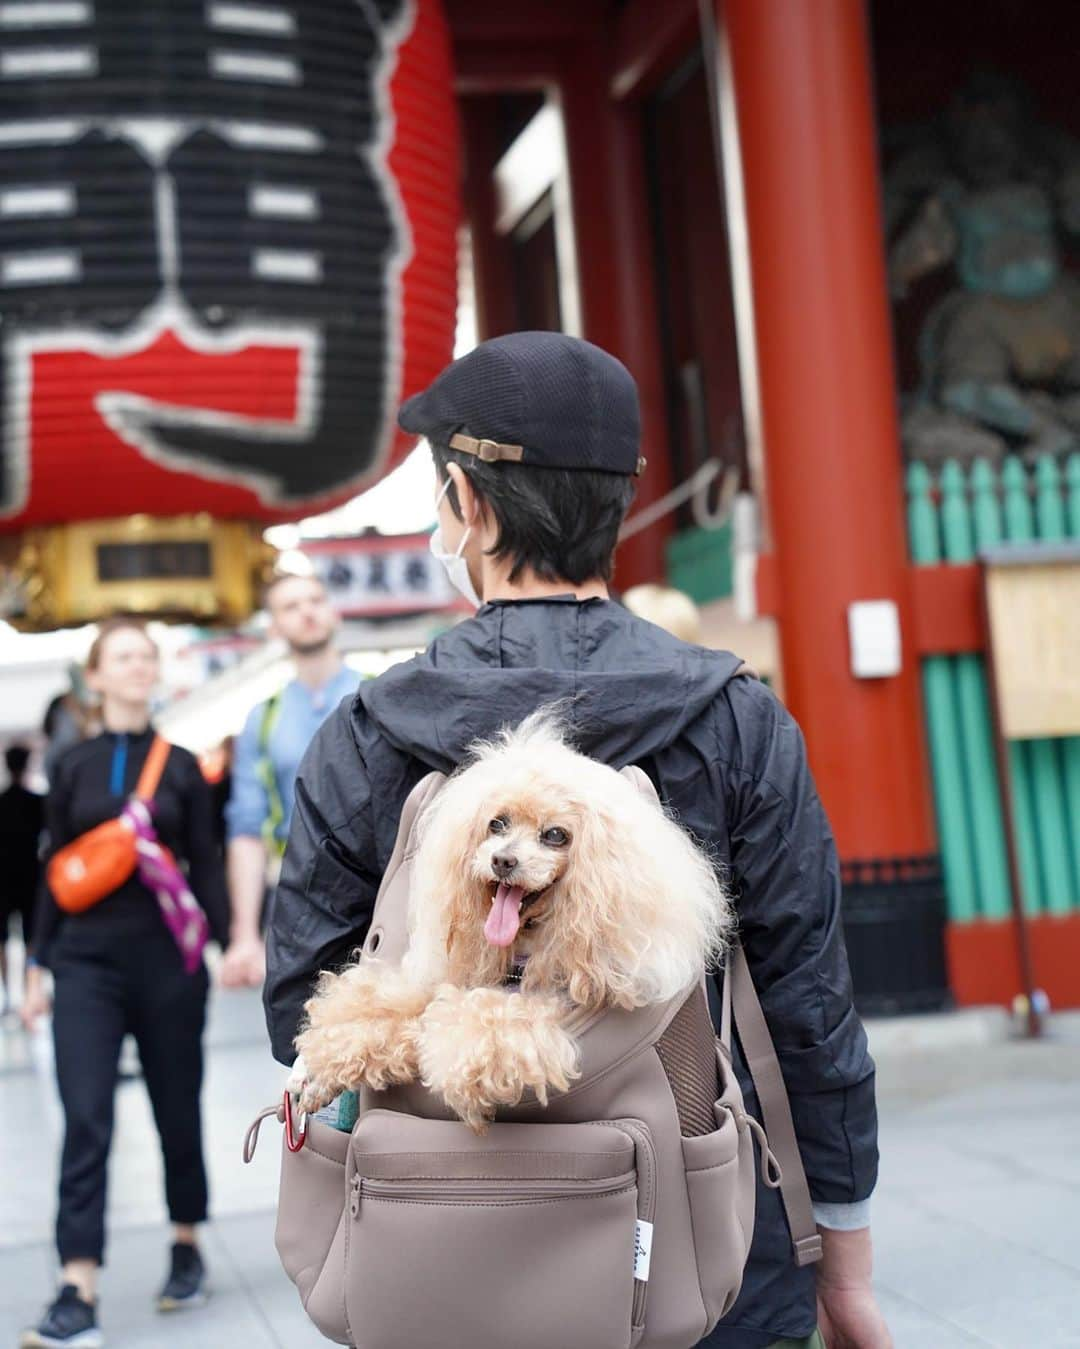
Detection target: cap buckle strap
<box><xmin>450</xmin><ymin>431</ymin><xmax>645</xmax><ymax>477</ymax></box>
<box><xmin>449</xmin><ymin>432</ymin><xmax>525</xmax><ymax>465</ymax></box>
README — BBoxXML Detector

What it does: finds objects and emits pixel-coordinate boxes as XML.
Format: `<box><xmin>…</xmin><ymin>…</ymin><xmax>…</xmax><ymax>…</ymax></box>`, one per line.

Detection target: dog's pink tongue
<box><xmin>485</xmin><ymin>883</ymin><xmax>525</xmax><ymax>947</ymax></box>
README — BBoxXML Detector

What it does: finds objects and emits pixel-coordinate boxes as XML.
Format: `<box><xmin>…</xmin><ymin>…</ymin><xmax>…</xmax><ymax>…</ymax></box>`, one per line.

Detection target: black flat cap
<box><xmin>398</xmin><ymin>331</ymin><xmax>645</xmax><ymax>476</ymax></box>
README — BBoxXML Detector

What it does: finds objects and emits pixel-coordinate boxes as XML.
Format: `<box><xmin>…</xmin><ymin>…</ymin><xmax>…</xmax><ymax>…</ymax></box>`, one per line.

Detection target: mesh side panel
<box><xmin>655</xmin><ymin>985</ymin><xmax>721</xmax><ymax>1137</ymax></box>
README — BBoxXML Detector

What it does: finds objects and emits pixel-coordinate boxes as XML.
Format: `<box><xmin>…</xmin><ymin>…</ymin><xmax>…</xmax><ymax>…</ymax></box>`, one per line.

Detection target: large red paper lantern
<box><xmin>0</xmin><ymin>0</ymin><xmax>459</xmax><ymax>627</ymax></box>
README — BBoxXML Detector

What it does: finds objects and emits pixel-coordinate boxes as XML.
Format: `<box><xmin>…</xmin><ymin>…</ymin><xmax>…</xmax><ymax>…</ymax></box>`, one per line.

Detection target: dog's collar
<box><xmin>504</xmin><ymin>956</ymin><xmax>529</xmax><ymax>988</ymax></box>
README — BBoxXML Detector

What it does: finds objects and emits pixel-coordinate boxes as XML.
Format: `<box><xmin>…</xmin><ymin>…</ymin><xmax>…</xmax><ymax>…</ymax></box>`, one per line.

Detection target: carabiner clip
<box><xmin>283</xmin><ymin>1088</ymin><xmax>308</xmax><ymax>1153</ymax></box>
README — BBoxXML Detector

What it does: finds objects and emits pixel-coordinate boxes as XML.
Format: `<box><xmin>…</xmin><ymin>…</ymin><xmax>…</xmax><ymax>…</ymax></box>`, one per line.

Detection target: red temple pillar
<box><xmin>460</xmin><ymin>96</ymin><xmax>519</xmax><ymax>340</ymax></box>
<box><xmin>559</xmin><ymin>42</ymin><xmax>675</xmax><ymax>588</ymax></box>
<box><xmin>724</xmin><ymin>0</ymin><xmax>934</xmax><ymax>858</ymax></box>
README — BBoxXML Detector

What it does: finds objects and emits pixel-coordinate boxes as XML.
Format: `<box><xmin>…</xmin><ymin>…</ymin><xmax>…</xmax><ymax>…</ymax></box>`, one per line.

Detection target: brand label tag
<box><xmin>634</xmin><ymin>1219</ymin><xmax>654</xmax><ymax>1281</ymax></box>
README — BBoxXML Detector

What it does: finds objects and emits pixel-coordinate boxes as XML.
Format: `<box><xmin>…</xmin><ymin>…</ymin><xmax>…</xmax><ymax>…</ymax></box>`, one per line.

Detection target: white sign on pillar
<box><xmin>848</xmin><ymin>600</ymin><xmax>902</xmax><ymax>679</ymax></box>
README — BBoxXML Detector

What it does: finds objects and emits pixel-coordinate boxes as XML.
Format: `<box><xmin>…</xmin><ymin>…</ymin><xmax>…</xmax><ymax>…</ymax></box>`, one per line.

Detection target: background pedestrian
<box><xmin>0</xmin><ymin>743</ymin><xmax>43</xmax><ymax>1018</ymax></box>
<box><xmin>219</xmin><ymin>573</ymin><xmax>361</xmax><ymax>990</ymax></box>
<box><xmin>20</xmin><ymin>617</ymin><xmax>231</xmax><ymax>1349</ymax></box>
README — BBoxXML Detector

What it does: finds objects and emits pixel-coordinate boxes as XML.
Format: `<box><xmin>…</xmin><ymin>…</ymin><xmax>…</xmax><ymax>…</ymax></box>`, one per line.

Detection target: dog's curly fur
<box><xmin>296</xmin><ymin>711</ymin><xmax>732</xmax><ymax>1130</ymax></box>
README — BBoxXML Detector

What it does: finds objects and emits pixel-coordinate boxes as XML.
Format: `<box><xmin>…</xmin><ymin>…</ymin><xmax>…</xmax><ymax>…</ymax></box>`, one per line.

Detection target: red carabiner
<box><xmin>283</xmin><ymin>1088</ymin><xmax>308</xmax><ymax>1153</ymax></box>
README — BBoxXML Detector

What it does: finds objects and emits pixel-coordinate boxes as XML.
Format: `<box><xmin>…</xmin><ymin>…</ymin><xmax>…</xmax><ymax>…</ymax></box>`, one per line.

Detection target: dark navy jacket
<box><xmin>264</xmin><ymin>597</ymin><xmax>878</xmax><ymax>1347</ymax></box>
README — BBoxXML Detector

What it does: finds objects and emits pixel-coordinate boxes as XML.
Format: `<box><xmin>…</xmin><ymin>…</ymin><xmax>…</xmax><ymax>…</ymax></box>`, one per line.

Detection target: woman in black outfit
<box><xmin>21</xmin><ymin>617</ymin><xmax>230</xmax><ymax>1349</ymax></box>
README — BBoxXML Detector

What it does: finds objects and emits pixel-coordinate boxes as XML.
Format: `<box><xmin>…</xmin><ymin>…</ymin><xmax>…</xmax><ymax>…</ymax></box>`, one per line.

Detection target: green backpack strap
<box><xmin>256</xmin><ymin>692</ymin><xmax>286</xmax><ymax>859</ymax></box>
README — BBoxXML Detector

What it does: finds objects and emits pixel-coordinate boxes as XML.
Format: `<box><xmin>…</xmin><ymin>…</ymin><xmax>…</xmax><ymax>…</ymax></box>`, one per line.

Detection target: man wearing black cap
<box><xmin>264</xmin><ymin>332</ymin><xmax>889</xmax><ymax>1349</ymax></box>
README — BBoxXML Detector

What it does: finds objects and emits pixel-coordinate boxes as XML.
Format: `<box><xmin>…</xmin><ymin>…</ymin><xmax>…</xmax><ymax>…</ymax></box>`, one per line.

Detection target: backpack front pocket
<box><xmin>681</xmin><ymin>1067</ymin><xmax>758</xmax><ymax>1334</ymax></box>
<box><xmin>344</xmin><ymin>1111</ymin><xmax>643</xmax><ymax>1349</ymax></box>
<box><xmin>275</xmin><ymin>1115</ymin><xmax>352</xmax><ymax>1344</ymax></box>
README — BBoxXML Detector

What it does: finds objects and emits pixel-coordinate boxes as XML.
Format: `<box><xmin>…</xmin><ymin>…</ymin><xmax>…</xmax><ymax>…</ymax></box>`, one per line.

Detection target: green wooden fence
<box><xmin>907</xmin><ymin>453</ymin><xmax>1080</xmax><ymax>922</ymax></box>
<box><xmin>666</xmin><ymin>522</ymin><xmax>734</xmax><ymax>605</ymax></box>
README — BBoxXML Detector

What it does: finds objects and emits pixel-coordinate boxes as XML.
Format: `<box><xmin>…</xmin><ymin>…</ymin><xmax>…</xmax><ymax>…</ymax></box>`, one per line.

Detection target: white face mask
<box><xmin>430</xmin><ymin>479</ymin><xmax>481</xmax><ymax>608</ymax></box>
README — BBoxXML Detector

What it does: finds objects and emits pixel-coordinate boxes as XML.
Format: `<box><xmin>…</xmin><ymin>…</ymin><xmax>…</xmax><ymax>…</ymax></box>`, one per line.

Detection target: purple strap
<box><xmin>124</xmin><ymin>800</ymin><xmax>209</xmax><ymax>975</ymax></box>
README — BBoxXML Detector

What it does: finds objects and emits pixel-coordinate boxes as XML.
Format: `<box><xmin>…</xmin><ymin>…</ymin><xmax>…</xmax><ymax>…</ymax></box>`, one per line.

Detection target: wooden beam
<box><xmin>558</xmin><ymin>39</ymin><xmax>676</xmax><ymax>584</ymax></box>
<box><xmin>612</xmin><ymin>0</ymin><xmax>698</xmax><ymax>100</ymax></box>
<box><xmin>443</xmin><ymin>0</ymin><xmax>607</xmax><ymax>45</ymax></box>
<box><xmin>910</xmin><ymin>564</ymin><xmax>985</xmax><ymax>654</ymax></box>
<box><xmin>459</xmin><ymin>97</ymin><xmax>519</xmax><ymax>339</ymax></box>
<box><xmin>452</xmin><ymin>42</ymin><xmax>562</xmax><ymax>94</ymax></box>
<box><xmin>451</xmin><ymin>0</ymin><xmax>701</xmax><ymax>101</ymax></box>
<box><xmin>759</xmin><ymin>558</ymin><xmax>988</xmax><ymax>656</ymax></box>
<box><xmin>946</xmin><ymin>913</ymin><xmax>1080</xmax><ymax>1009</ymax></box>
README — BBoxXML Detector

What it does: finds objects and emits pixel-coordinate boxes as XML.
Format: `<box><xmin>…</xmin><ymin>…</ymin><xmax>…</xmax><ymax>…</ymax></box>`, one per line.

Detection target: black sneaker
<box><xmin>19</xmin><ymin>1284</ymin><xmax>102</xmax><ymax>1348</ymax></box>
<box><xmin>156</xmin><ymin>1242</ymin><xmax>208</xmax><ymax>1312</ymax></box>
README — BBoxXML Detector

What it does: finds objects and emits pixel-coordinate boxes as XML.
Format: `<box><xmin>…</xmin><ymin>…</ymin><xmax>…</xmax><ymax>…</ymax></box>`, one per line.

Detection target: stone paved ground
<box><xmin>1</xmin><ymin>969</ymin><xmax>1077</xmax><ymax>1349</ymax></box>
<box><xmin>0</xmin><ymin>980</ymin><xmax>327</xmax><ymax>1349</ymax></box>
<box><xmin>868</xmin><ymin>1012</ymin><xmax>1080</xmax><ymax>1348</ymax></box>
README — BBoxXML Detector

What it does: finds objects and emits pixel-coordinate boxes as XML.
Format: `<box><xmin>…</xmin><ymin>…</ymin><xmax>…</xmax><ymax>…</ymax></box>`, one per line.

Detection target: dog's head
<box><xmin>406</xmin><ymin>710</ymin><xmax>731</xmax><ymax>1009</ymax></box>
<box><xmin>468</xmin><ymin>786</ymin><xmax>576</xmax><ymax>949</ymax></box>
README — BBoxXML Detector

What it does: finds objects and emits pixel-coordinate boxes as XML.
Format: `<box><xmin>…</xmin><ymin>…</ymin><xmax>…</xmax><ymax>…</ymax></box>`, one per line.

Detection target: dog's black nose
<box><xmin>492</xmin><ymin>853</ymin><xmax>518</xmax><ymax>878</ymax></box>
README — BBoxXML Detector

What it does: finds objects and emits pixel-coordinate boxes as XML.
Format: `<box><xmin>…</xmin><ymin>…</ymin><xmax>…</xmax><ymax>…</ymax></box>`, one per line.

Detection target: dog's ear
<box><xmin>529</xmin><ymin>782</ymin><xmax>729</xmax><ymax>1009</ymax></box>
<box><xmin>443</xmin><ymin>877</ymin><xmax>503</xmax><ymax>986</ymax></box>
<box><xmin>408</xmin><ymin>777</ymin><xmax>506</xmax><ymax>988</ymax></box>
<box><xmin>524</xmin><ymin>794</ymin><xmax>643</xmax><ymax>1009</ymax></box>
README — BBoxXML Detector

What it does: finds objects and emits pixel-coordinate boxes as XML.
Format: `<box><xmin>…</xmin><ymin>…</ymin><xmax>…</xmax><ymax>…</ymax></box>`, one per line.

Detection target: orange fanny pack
<box><xmin>48</xmin><ymin>736</ymin><xmax>172</xmax><ymax>915</ymax></box>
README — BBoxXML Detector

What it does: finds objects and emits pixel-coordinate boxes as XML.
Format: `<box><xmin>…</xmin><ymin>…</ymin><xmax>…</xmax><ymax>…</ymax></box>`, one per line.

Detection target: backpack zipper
<box><xmin>604</xmin><ymin>1120</ymin><xmax>657</xmax><ymax>1328</ymax></box>
<box><xmin>355</xmin><ymin>1171</ymin><xmax>636</xmax><ymax>1208</ymax></box>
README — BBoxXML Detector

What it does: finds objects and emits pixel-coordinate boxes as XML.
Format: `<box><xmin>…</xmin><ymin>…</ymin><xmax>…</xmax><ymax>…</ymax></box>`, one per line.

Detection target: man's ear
<box><xmin>447</xmin><ymin>462</ymin><xmax>479</xmax><ymax>527</ymax></box>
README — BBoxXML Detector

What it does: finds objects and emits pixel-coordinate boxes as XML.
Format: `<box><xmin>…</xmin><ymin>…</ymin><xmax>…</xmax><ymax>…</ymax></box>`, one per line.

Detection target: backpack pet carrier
<box><xmin>246</xmin><ymin>768</ymin><xmax>822</xmax><ymax>1349</ymax></box>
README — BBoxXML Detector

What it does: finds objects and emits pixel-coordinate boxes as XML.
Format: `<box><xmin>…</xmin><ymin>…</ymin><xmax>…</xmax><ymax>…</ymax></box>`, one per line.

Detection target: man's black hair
<box><xmin>431</xmin><ymin>441</ymin><xmax>635</xmax><ymax>585</ymax></box>
<box><xmin>5</xmin><ymin>744</ymin><xmax>30</xmax><ymax>780</ymax></box>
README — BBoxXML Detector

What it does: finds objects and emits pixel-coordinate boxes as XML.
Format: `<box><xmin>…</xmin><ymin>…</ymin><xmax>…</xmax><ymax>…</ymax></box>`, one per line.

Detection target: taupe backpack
<box><xmin>245</xmin><ymin>768</ymin><xmax>822</xmax><ymax>1349</ymax></box>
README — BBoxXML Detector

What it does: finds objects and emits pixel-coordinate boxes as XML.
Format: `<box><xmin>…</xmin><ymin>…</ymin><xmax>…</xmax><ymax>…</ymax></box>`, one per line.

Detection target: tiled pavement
<box><xmin>867</xmin><ymin>1014</ymin><xmax>1080</xmax><ymax>1348</ymax></box>
<box><xmin>0</xmin><ymin>976</ymin><xmax>326</xmax><ymax>1349</ymax></box>
<box><xmin>1</xmin><ymin>962</ymin><xmax>1078</xmax><ymax>1349</ymax></box>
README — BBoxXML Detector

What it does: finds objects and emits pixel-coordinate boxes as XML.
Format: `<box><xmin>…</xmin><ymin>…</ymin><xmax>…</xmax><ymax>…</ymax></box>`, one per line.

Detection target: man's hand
<box><xmin>219</xmin><ymin>936</ymin><xmax>266</xmax><ymax>988</ymax></box>
<box><xmin>818</xmin><ymin>1286</ymin><xmax>893</xmax><ymax>1349</ymax></box>
<box><xmin>816</xmin><ymin>1227</ymin><xmax>893</xmax><ymax>1349</ymax></box>
<box><xmin>225</xmin><ymin>835</ymin><xmax>270</xmax><ymax>987</ymax></box>
<box><xmin>19</xmin><ymin>965</ymin><xmax>51</xmax><ymax>1031</ymax></box>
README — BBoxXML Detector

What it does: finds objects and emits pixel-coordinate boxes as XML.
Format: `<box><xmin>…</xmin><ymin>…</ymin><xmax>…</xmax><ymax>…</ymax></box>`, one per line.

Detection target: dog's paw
<box><xmin>296</xmin><ymin>965</ymin><xmax>430</xmax><ymax>1093</ymax></box>
<box><xmin>285</xmin><ymin>1053</ymin><xmax>342</xmax><ymax>1114</ymax></box>
<box><xmin>285</xmin><ymin>1052</ymin><xmax>309</xmax><ymax>1099</ymax></box>
<box><xmin>299</xmin><ymin>1077</ymin><xmax>338</xmax><ymax>1115</ymax></box>
<box><xmin>417</xmin><ymin>986</ymin><xmax>580</xmax><ymax>1132</ymax></box>
<box><xmin>295</xmin><ymin>1016</ymin><xmax>420</xmax><ymax>1095</ymax></box>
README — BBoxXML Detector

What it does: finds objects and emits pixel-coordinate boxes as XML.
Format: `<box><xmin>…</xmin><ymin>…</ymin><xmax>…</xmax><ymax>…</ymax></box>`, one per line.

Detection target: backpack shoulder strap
<box><xmin>258</xmin><ymin>690</ymin><xmax>282</xmax><ymax>749</ymax></box>
<box><xmin>257</xmin><ymin>692</ymin><xmax>286</xmax><ymax>858</ymax></box>
<box><xmin>723</xmin><ymin>945</ymin><xmax>823</xmax><ymax>1266</ymax></box>
<box><xmin>620</xmin><ymin>760</ymin><xmax>822</xmax><ymax>1269</ymax></box>
<box><xmin>133</xmin><ymin>735</ymin><xmax>171</xmax><ymax>802</ymax></box>
<box><xmin>361</xmin><ymin>770</ymin><xmax>447</xmax><ymax>965</ymax></box>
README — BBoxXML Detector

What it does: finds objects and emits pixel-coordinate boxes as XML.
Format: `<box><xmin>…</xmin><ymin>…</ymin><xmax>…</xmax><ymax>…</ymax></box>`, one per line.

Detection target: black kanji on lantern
<box><xmin>0</xmin><ymin>0</ymin><xmax>409</xmax><ymax>511</ymax></box>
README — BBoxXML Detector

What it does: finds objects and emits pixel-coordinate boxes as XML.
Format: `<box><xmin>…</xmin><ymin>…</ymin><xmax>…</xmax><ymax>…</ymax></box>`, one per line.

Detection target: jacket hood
<box><xmin>357</xmin><ymin>596</ymin><xmax>744</xmax><ymax>773</ymax></box>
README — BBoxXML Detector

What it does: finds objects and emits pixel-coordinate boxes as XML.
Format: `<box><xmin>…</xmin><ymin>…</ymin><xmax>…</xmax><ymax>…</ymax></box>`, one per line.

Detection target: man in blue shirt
<box><xmin>220</xmin><ymin>572</ymin><xmax>361</xmax><ymax>988</ymax></box>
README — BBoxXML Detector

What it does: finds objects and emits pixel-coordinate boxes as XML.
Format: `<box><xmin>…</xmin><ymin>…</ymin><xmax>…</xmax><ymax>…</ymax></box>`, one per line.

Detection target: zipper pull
<box><xmin>349</xmin><ymin>1174</ymin><xmax>362</xmax><ymax>1217</ymax></box>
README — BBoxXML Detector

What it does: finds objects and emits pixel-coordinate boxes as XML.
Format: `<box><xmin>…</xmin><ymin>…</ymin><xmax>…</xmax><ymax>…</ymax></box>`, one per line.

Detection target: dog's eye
<box><xmin>489</xmin><ymin>816</ymin><xmax>509</xmax><ymax>835</ymax></box>
<box><xmin>541</xmin><ymin>827</ymin><xmax>569</xmax><ymax>847</ymax></box>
